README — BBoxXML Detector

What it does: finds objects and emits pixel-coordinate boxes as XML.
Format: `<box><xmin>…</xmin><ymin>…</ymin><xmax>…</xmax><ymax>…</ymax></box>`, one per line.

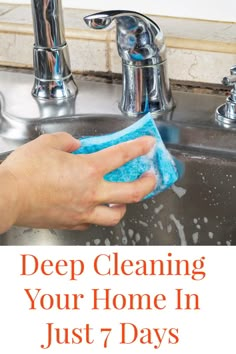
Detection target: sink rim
<box><xmin>1</xmin><ymin>113</ymin><xmax>236</xmax><ymax>162</ymax></box>
<box><xmin>0</xmin><ymin>70</ymin><xmax>236</xmax><ymax>162</ymax></box>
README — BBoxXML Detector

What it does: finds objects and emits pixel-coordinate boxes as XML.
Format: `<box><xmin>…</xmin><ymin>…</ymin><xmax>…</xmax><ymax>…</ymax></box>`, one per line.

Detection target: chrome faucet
<box><xmin>31</xmin><ymin>0</ymin><xmax>78</xmax><ymax>100</ymax></box>
<box><xmin>215</xmin><ymin>65</ymin><xmax>236</xmax><ymax>126</ymax></box>
<box><xmin>84</xmin><ymin>10</ymin><xmax>175</xmax><ymax>118</ymax></box>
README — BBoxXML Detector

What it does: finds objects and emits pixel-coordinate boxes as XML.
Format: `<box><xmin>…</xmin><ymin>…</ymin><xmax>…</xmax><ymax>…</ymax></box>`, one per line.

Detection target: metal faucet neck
<box><xmin>31</xmin><ymin>0</ymin><xmax>65</xmax><ymax>48</ymax></box>
<box><xmin>31</xmin><ymin>0</ymin><xmax>77</xmax><ymax>100</ymax></box>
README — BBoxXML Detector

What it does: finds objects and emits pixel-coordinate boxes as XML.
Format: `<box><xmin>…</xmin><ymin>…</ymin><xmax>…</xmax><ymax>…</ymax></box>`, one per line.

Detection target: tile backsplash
<box><xmin>3</xmin><ymin>0</ymin><xmax>236</xmax><ymax>22</ymax></box>
<box><xmin>0</xmin><ymin>5</ymin><xmax>235</xmax><ymax>85</ymax></box>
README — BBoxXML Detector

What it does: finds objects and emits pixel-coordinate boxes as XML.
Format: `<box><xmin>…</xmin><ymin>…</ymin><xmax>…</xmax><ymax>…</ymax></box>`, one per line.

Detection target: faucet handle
<box><xmin>222</xmin><ymin>65</ymin><xmax>236</xmax><ymax>105</ymax></box>
<box><xmin>230</xmin><ymin>65</ymin><xmax>236</xmax><ymax>75</ymax></box>
<box><xmin>215</xmin><ymin>65</ymin><xmax>236</xmax><ymax>125</ymax></box>
<box><xmin>222</xmin><ymin>66</ymin><xmax>236</xmax><ymax>89</ymax></box>
<box><xmin>84</xmin><ymin>10</ymin><xmax>165</xmax><ymax>64</ymax></box>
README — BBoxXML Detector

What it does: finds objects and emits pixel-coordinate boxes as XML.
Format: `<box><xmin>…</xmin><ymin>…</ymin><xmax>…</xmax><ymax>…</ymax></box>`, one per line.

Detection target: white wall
<box><xmin>2</xmin><ymin>0</ymin><xmax>236</xmax><ymax>22</ymax></box>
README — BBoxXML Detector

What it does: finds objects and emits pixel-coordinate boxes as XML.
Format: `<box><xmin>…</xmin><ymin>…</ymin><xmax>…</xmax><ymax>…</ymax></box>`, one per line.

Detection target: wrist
<box><xmin>0</xmin><ymin>165</ymin><xmax>21</xmax><ymax>233</ymax></box>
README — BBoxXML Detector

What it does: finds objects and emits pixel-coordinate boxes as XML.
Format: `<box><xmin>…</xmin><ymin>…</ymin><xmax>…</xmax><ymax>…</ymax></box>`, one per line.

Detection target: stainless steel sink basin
<box><xmin>0</xmin><ymin>69</ymin><xmax>235</xmax><ymax>245</ymax></box>
<box><xmin>1</xmin><ymin>149</ymin><xmax>235</xmax><ymax>246</ymax></box>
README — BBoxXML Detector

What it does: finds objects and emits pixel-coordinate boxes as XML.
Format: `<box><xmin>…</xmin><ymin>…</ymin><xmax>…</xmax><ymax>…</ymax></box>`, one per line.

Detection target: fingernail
<box><xmin>145</xmin><ymin>136</ymin><xmax>156</xmax><ymax>148</ymax></box>
<box><xmin>109</xmin><ymin>203</ymin><xmax>126</xmax><ymax>208</ymax></box>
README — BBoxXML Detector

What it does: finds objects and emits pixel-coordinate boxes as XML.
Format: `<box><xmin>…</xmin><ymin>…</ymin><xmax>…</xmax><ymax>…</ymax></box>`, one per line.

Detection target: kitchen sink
<box><xmin>0</xmin><ymin>69</ymin><xmax>235</xmax><ymax>245</ymax></box>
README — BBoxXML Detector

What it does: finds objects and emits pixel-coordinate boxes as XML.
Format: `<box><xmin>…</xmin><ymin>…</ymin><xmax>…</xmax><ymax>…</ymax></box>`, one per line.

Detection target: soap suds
<box><xmin>128</xmin><ymin>229</ymin><xmax>134</xmax><ymax>238</ymax></box>
<box><xmin>135</xmin><ymin>233</ymin><xmax>141</xmax><ymax>243</ymax></box>
<box><xmin>170</xmin><ymin>214</ymin><xmax>187</xmax><ymax>245</ymax></box>
<box><xmin>146</xmin><ymin>145</ymin><xmax>156</xmax><ymax>159</ymax></box>
<box><xmin>139</xmin><ymin>220</ymin><xmax>148</xmax><ymax>228</ymax></box>
<box><xmin>154</xmin><ymin>205</ymin><xmax>164</xmax><ymax>215</ymax></box>
<box><xmin>121</xmin><ymin>227</ymin><xmax>126</xmax><ymax>238</ymax></box>
<box><xmin>208</xmin><ymin>232</ymin><xmax>214</xmax><ymax>239</ymax></box>
<box><xmin>158</xmin><ymin>221</ymin><xmax>164</xmax><ymax>230</ymax></box>
<box><xmin>192</xmin><ymin>232</ymin><xmax>199</xmax><ymax>244</ymax></box>
<box><xmin>105</xmin><ymin>238</ymin><xmax>111</xmax><ymax>246</ymax></box>
<box><xmin>167</xmin><ymin>224</ymin><xmax>172</xmax><ymax>233</ymax></box>
<box><xmin>122</xmin><ymin>235</ymin><xmax>128</xmax><ymax>245</ymax></box>
<box><xmin>145</xmin><ymin>236</ymin><xmax>150</xmax><ymax>245</ymax></box>
<box><xmin>171</xmin><ymin>184</ymin><xmax>187</xmax><ymax>198</ymax></box>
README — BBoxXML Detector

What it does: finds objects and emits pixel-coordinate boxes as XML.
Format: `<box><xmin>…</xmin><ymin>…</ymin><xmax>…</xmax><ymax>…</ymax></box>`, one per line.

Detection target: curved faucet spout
<box><xmin>84</xmin><ymin>10</ymin><xmax>159</xmax><ymax>31</ymax></box>
<box><xmin>84</xmin><ymin>13</ymin><xmax>113</xmax><ymax>30</ymax></box>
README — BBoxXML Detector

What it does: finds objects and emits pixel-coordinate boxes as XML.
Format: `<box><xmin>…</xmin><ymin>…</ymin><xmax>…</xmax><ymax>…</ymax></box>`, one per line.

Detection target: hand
<box><xmin>0</xmin><ymin>132</ymin><xmax>156</xmax><ymax>231</ymax></box>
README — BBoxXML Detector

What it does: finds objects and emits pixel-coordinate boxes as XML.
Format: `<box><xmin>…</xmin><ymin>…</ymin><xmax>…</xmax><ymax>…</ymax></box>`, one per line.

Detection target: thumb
<box><xmin>44</xmin><ymin>132</ymin><xmax>81</xmax><ymax>152</ymax></box>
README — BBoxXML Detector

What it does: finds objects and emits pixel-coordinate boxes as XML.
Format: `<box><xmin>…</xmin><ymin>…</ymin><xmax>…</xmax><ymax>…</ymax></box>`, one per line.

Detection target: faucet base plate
<box><xmin>32</xmin><ymin>75</ymin><xmax>78</xmax><ymax>100</ymax></box>
<box><xmin>215</xmin><ymin>104</ymin><xmax>236</xmax><ymax>127</ymax></box>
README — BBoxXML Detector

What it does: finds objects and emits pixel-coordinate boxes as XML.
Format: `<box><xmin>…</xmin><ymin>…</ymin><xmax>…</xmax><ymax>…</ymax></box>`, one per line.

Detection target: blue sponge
<box><xmin>72</xmin><ymin>113</ymin><xmax>178</xmax><ymax>199</ymax></box>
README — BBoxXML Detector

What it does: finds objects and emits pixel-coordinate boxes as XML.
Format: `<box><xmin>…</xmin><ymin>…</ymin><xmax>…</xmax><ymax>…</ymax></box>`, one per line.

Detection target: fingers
<box><xmin>86</xmin><ymin>204</ymin><xmax>127</xmax><ymax>227</ymax></box>
<box><xmin>87</xmin><ymin>136</ymin><xmax>156</xmax><ymax>175</ymax></box>
<box><xmin>97</xmin><ymin>171</ymin><xmax>157</xmax><ymax>204</ymax></box>
<box><xmin>39</xmin><ymin>132</ymin><xmax>81</xmax><ymax>152</ymax></box>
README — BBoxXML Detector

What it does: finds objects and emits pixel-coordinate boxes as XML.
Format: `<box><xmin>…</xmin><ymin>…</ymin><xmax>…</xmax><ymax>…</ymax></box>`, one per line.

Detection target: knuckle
<box><xmin>38</xmin><ymin>133</ymin><xmax>52</xmax><ymax>144</ymax></box>
<box><xmin>108</xmin><ymin>206</ymin><xmax>126</xmax><ymax>226</ymax></box>
<box><xmin>116</xmin><ymin>145</ymin><xmax>131</xmax><ymax>163</ymax></box>
<box><xmin>86</xmin><ymin>161</ymin><xmax>100</xmax><ymax>179</ymax></box>
<box><xmin>145</xmin><ymin>174</ymin><xmax>157</xmax><ymax>192</ymax></box>
<box><xmin>70</xmin><ymin>214</ymin><xmax>81</xmax><ymax>227</ymax></box>
<box><xmin>121</xmin><ymin>149</ymin><xmax>132</xmax><ymax>164</ymax></box>
<box><xmin>38</xmin><ymin>132</ymin><xmax>72</xmax><ymax>147</ymax></box>
<box><xmin>51</xmin><ymin>132</ymin><xmax>70</xmax><ymax>145</ymax></box>
<box><xmin>89</xmin><ymin>189</ymin><xmax>99</xmax><ymax>205</ymax></box>
<box><xmin>140</xmin><ymin>143</ymin><xmax>149</xmax><ymax>156</ymax></box>
<box><xmin>130</xmin><ymin>188</ymin><xmax>143</xmax><ymax>203</ymax></box>
<box><xmin>108</xmin><ymin>214</ymin><xmax>123</xmax><ymax>227</ymax></box>
<box><xmin>87</xmin><ymin>165</ymin><xmax>97</xmax><ymax>178</ymax></box>
<box><xmin>53</xmin><ymin>131</ymin><xmax>71</xmax><ymax>139</ymax></box>
<box><xmin>69</xmin><ymin>210</ymin><xmax>87</xmax><ymax>225</ymax></box>
<box><xmin>53</xmin><ymin>131</ymin><xmax>72</xmax><ymax>143</ymax></box>
<box><xmin>151</xmin><ymin>175</ymin><xmax>157</xmax><ymax>188</ymax></box>
<box><xmin>93</xmin><ymin>188</ymin><xmax>102</xmax><ymax>204</ymax></box>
